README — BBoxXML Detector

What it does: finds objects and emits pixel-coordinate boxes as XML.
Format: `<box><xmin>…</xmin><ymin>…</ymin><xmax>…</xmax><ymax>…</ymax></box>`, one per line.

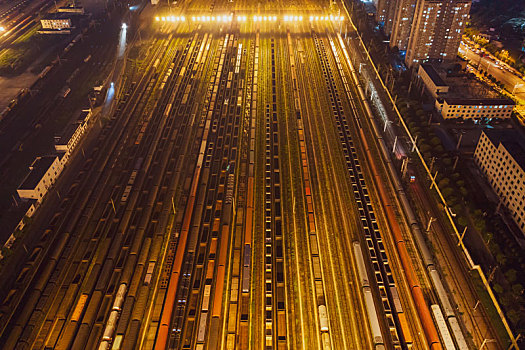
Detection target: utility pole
<box><xmin>401</xmin><ymin>158</ymin><xmax>408</xmax><ymax>178</ymax></box>
<box><xmin>429</xmin><ymin>157</ymin><xmax>436</xmax><ymax>175</ymax></box>
<box><xmin>452</xmin><ymin>155</ymin><xmax>459</xmax><ymax>172</ymax></box>
<box><xmin>496</xmin><ymin>197</ymin><xmax>504</xmax><ymax>214</ymax></box>
<box><xmin>411</xmin><ymin>135</ymin><xmax>418</xmax><ymax>152</ymax></box>
<box><xmin>488</xmin><ymin>266</ymin><xmax>498</xmax><ymax>282</ymax></box>
<box><xmin>426</xmin><ymin>216</ymin><xmax>436</xmax><ymax>232</ymax></box>
<box><xmin>392</xmin><ymin>136</ymin><xmax>397</xmax><ymax>154</ymax></box>
<box><xmin>456</xmin><ymin>133</ymin><xmax>463</xmax><ymax>150</ymax></box>
<box><xmin>458</xmin><ymin>226</ymin><xmax>467</xmax><ymax>247</ymax></box>
<box><xmin>430</xmin><ymin>170</ymin><xmax>438</xmax><ymax>189</ymax></box>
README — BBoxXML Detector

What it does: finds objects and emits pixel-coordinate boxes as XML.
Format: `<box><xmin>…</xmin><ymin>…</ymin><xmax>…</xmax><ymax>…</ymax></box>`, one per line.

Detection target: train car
<box><xmin>447</xmin><ymin>316</ymin><xmax>469</xmax><ymax>349</ymax></box>
<box><xmin>202</xmin><ymin>284</ymin><xmax>212</xmax><ymax>311</ymax></box>
<box><xmin>318</xmin><ymin>305</ymin><xmax>329</xmax><ymax>332</ymax></box>
<box><xmin>397</xmin><ymin>312</ymin><xmax>413</xmax><ymax>346</ymax></box>
<box><xmin>101</xmin><ymin>310</ymin><xmax>119</xmax><ymax>341</ymax></box>
<box><xmin>144</xmin><ymin>262</ymin><xmax>155</xmax><ymax>285</ymax></box>
<box><xmin>197</xmin><ymin>312</ymin><xmax>208</xmax><ymax>343</ymax></box>
<box><xmin>364</xmin><ymin>287</ymin><xmax>384</xmax><ymax>346</ymax></box>
<box><xmin>321</xmin><ymin>332</ymin><xmax>331</xmax><ymax>350</ymax></box>
<box><xmin>71</xmin><ymin>294</ymin><xmax>89</xmax><ymax>322</ymax></box>
<box><xmin>431</xmin><ymin>305</ymin><xmax>455</xmax><ymax>350</ymax></box>
<box><xmin>112</xmin><ymin>283</ymin><xmax>127</xmax><ymax>311</ymax></box>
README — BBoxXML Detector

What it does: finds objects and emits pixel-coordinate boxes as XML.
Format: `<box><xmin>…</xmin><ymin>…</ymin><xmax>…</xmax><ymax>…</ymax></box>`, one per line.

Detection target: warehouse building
<box><xmin>17</xmin><ymin>155</ymin><xmax>63</xmax><ymax>202</ymax></box>
<box><xmin>436</xmin><ymin>98</ymin><xmax>514</xmax><ymax>120</ymax></box>
<box><xmin>418</xmin><ymin>64</ymin><xmax>450</xmax><ymax>98</ymax></box>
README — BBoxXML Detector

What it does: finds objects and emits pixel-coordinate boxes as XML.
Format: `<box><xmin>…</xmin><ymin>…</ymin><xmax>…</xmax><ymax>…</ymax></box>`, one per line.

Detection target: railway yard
<box><xmin>0</xmin><ymin>0</ymin><xmax>499</xmax><ymax>348</ymax></box>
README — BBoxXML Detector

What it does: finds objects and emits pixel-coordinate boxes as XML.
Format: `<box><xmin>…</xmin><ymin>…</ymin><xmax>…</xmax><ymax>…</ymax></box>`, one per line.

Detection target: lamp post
<box><xmin>512</xmin><ymin>83</ymin><xmax>523</xmax><ymax>95</ymax></box>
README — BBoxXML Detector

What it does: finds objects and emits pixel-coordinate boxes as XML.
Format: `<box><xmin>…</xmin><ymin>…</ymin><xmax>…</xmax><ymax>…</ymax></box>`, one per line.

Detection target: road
<box><xmin>0</xmin><ymin>0</ymin><xmax>487</xmax><ymax>348</ymax></box>
<box><xmin>459</xmin><ymin>42</ymin><xmax>525</xmax><ymax>102</ymax></box>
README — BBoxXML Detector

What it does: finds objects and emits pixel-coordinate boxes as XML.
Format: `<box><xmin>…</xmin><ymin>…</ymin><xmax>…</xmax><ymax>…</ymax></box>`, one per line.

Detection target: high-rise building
<box><xmin>389</xmin><ymin>0</ymin><xmax>418</xmax><ymax>51</ymax></box>
<box><xmin>376</xmin><ymin>0</ymin><xmax>397</xmax><ymax>35</ymax></box>
<box><xmin>405</xmin><ymin>0</ymin><xmax>471</xmax><ymax>67</ymax></box>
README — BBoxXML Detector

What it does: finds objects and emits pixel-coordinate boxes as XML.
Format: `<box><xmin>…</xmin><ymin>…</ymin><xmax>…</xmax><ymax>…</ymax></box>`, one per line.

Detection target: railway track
<box><xmin>154</xmin><ymin>28</ymin><xmax>251</xmax><ymax>350</ymax></box>
<box><xmin>0</xmin><ymin>21</ymin><xmax>207</xmax><ymax>349</ymax></box>
<box><xmin>311</xmin><ymin>31</ymin><xmax>415</xmax><ymax>349</ymax></box>
<box><xmin>259</xmin><ymin>36</ymin><xmax>288</xmax><ymax>350</ymax></box>
<box><xmin>284</xmin><ymin>30</ymin><xmax>335</xmax><ymax>350</ymax></box>
<box><xmin>218</xmin><ymin>31</ymin><xmax>256</xmax><ymax>350</ymax></box>
<box><xmin>0</xmin><ymin>3</ymin><xmax>472</xmax><ymax>350</ymax></box>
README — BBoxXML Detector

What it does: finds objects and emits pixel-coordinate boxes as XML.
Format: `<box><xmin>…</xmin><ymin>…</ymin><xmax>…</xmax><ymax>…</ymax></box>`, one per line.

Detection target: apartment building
<box><xmin>376</xmin><ymin>0</ymin><xmax>397</xmax><ymax>35</ymax></box>
<box><xmin>474</xmin><ymin>130</ymin><xmax>525</xmax><ymax>233</ymax></box>
<box><xmin>405</xmin><ymin>0</ymin><xmax>471</xmax><ymax>67</ymax></box>
<box><xmin>389</xmin><ymin>0</ymin><xmax>418</xmax><ymax>51</ymax></box>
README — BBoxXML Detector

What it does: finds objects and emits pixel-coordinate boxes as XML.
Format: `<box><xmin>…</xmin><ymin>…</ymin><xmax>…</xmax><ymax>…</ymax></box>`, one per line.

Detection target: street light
<box><xmin>512</xmin><ymin>83</ymin><xmax>524</xmax><ymax>95</ymax></box>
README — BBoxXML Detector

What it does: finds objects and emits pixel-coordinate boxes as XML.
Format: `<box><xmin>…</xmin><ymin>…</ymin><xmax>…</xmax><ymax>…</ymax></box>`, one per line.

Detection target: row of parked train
<box><xmin>334</xmin><ymin>31</ymin><xmax>469</xmax><ymax>349</ymax></box>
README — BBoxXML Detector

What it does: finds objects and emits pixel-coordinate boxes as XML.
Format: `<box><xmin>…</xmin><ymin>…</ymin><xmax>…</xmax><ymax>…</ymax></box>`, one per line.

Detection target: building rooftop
<box><xmin>19</xmin><ymin>156</ymin><xmax>57</xmax><ymax>190</ymax></box>
<box><xmin>42</xmin><ymin>12</ymin><xmax>72</xmax><ymax>20</ymax></box>
<box><xmin>78</xmin><ymin>109</ymin><xmax>91</xmax><ymax>123</ymax></box>
<box><xmin>484</xmin><ymin>130</ymin><xmax>525</xmax><ymax>170</ymax></box>
<box><xmin>445</xmin><ymin>98</ymin><xmax>515</xmax><ymax>106</ymax></box>
<box><xmin>57</xmin><ymin>122</ymin><xmax>82</xmax><ymax>145</ymax></box>
<box><xmin>57</xmin><ymin>6</ymin><xmax>84</xmax><ymax>13</ymax></box>
<box><xmin>421</xmin><ymin>64</ymin><xmax>447</xmax><ymax>87</ymax></box>
<box><xmin>0</xmin><ymin>199</ymin><xmax>37</xmax><ymax>244</ymax></box>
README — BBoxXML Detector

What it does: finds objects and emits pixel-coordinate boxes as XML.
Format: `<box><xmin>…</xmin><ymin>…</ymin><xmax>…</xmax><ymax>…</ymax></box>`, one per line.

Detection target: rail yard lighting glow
<box><xmin>160</xmin><ymin>13</ymin><xmax>343</xmax><ymax>23</ymax></box>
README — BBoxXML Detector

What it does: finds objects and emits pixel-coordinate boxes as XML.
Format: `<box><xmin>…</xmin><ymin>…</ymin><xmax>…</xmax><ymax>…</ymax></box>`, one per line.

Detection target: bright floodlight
<box><xmin>155</xmin><ymin>16</ymin><xmax>160</xmax><ymax>21</ymax></box>
<box><xmin>284</xmin><ymin>15</ymin><xmax>288</xmax><ymax>21</ymax></box>
<box><xmin>122</xmin><ymin>23</ymin><xmax>127</xmax><ymax>29</ymax></box>
<box><xmin>299</xmin><ymin>16</ymin><xmax>303</xmax><ymax>21</ymax></box>
<box><xmin>181</xmin><ymin>16</ymin><xmax>185</xmax><ymax>21</ymax></box>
